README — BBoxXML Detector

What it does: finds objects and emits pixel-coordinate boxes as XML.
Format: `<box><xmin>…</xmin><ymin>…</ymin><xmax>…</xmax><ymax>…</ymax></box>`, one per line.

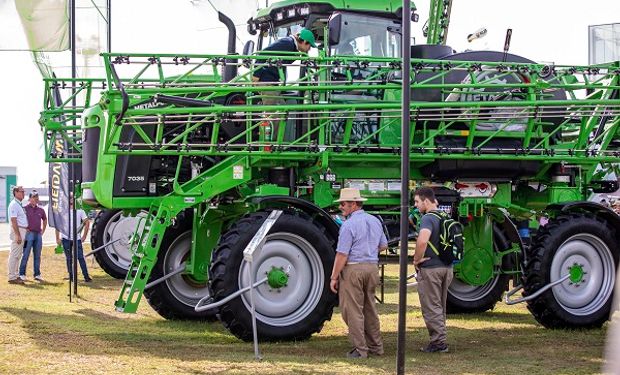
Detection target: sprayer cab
<box><xmin>247</xmin><ymin>1</ymin><xmax>416</xmax><ymax>53</ymax></box>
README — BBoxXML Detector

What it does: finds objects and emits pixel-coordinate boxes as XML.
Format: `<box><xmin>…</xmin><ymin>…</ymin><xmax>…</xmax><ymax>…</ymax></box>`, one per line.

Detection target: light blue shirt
<box><xmin>336</xmin><ymin>209</ymin><xmax>387</xmax><ymax>264</ymax></box>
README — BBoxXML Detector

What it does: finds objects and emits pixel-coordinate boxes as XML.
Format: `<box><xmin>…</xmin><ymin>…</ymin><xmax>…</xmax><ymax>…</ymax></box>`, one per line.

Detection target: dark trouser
<box><xmin>339</xmin><ymin>263</ymin><xmax>383</xmax><ymax>357</ymax></box>
<box><xmin>19</xmin><ymin>231</ymin><xmax>42</xmax><ymax>277</ymax></box>
<box><xmin>62</xmin><ymin>239</ymin><xmax>90</xmax><ymax>280</ymax></box>
<box><xmin>417</xmin><ymin>266</ymin><xmax>454</xmax><ymax>346</ymax></box>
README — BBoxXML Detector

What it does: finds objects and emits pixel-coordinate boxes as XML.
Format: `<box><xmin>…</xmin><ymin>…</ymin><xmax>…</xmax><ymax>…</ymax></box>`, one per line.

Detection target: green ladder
<box><xmin>114</xmin><ymin>202</ymin><xmax>175</xmax><ymax>313</ymax></box>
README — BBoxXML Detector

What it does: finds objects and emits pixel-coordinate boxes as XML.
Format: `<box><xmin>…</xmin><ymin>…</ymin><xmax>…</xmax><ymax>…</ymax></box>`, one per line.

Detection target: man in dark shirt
<box><xmin>413</xmin><ymin>187</ymin><xmax>454</xmax><ymax>353</ymax></box>
<box><xmin>19</xmin><ymin>190</ymin><xmax>47</xmax><ymax>282</ymax></box>
<box><xmin>252</xmin><ymin>29</ymin><xmax>316</xmax><ymax>106</ymax></box>
<box><xmin>253</xmin><ymin>29</ymin><xmax>316</xmax><ymax>84</ymax></box>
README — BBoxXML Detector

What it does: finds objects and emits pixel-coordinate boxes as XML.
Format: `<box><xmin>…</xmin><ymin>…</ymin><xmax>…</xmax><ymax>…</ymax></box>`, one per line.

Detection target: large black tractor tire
<box><xmin>209</xmin><ymin>210</ymin><xmax>338</xmax><ymax>342</ymax></box>
<box><xmin>92</xmin><ymin>209</ymin><xmax>144</xmax><ymax>279</ymax></box>
<box><xmin>447</xmin><ymin>225</ymin><xmax>512</xmax><ymax>313</ymax></box>
<box><xmin>523</xmin><ymin>213</ymin><xmax>618</xmax><ymax>328</ymax></box>
<box><xmin>144</xmin><ymin>223</ymin><xmax>217</xmax><ymax>321</ymax></box>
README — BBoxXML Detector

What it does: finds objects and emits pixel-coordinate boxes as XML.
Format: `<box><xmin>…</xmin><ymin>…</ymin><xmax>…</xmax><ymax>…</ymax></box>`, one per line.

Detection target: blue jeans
<box><xmin>19</xmin><ymin>231</ymin><xmax>42</xmax><ymax>277</ymax></box>
<box><xmin>62</xmin><ymin>239</ymin><xmax>90</xmax><ymax>280</ymax></box>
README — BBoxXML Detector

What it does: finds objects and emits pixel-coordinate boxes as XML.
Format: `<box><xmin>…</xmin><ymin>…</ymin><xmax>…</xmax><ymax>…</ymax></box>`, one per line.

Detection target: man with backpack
<box><xmin>413</xmin><ymin>187</ymin><xmax>458</xmax><ymax>353</ymax></box>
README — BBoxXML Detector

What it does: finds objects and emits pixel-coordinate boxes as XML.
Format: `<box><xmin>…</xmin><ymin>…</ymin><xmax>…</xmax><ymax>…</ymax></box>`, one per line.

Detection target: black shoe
<box><xmin>420</xmin><ymin>343</ymin><xmax>449</xmax><ymax>353</ymax></box>
<box><xmin>84</xmin><ymin>277</ymin><xmax>93</xmax><ymax>282</ymax></box>
<box><xmin>347</xmin><ymin>349</ymin><xmax>367</xmax><ymax>359</ymax></box>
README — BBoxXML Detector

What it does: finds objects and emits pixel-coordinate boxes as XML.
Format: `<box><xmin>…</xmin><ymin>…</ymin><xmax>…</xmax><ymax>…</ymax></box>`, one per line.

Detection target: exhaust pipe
<box><xmin>218</xmin><ymin>11</ymin><xmax>238</xmax><ymax>82</ymax></box>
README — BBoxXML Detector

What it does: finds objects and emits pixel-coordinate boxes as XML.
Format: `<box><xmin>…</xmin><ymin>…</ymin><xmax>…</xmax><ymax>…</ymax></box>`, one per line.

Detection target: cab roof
<box><xmin>255</xmin><ymin>0</ymin><xmax>416</xmax><ymax>20</ymax></box>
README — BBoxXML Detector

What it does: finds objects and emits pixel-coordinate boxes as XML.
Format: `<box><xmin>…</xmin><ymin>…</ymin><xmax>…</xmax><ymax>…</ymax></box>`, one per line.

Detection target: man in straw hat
<box><xmin>330</xmin><ymin>187</ymin><xmax>387</xmax><ymax>358</ymax></box>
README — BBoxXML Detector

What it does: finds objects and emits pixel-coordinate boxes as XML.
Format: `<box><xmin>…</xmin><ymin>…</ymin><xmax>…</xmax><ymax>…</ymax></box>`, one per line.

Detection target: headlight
<box><xmin>287</xmin><ymin>8</ymin><xmax>296</xmax><ymax>18</ymax></box>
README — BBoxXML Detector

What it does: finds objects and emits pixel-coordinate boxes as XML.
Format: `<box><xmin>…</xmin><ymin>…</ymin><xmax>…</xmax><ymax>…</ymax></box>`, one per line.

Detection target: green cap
<box><xmin>299</xmin><ymin>28</ymin><xmax>317</xmax><ymax>48</ymax></box>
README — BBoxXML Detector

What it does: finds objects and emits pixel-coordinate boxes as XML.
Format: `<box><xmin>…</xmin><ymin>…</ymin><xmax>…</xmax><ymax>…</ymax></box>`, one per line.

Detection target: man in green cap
<box><xmin>252</xmin><ymin>28</ymin><xmax>317</xmax><ymax>104</ymax></box>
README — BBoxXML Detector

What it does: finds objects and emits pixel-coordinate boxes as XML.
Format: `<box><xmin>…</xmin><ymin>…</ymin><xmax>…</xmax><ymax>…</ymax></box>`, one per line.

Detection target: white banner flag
<box><xmin>0</xmin><ymin>0</ymin><xmax>69</xmax><ymax>51</ymax></box>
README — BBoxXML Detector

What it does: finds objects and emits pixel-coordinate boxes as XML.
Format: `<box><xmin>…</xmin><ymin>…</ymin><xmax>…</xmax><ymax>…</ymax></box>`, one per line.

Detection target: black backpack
<box><xmin>426</xmin><ymin>210</ymin><xmax>464</xmax><ymax>265</ymax></box>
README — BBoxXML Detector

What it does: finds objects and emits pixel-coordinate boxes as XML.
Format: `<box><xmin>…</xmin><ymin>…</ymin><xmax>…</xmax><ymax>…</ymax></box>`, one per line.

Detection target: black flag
<box><xmin>47</xmin><ymin>81</ymin><xmax>70</xmax><ymax>236</ymax></box>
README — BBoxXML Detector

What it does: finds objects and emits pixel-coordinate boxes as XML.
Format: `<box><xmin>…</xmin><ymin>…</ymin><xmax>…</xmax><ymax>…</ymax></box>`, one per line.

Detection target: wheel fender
<box><xmin>250</xmin><ymin>195</ymin><xmax>340</xmax><ymax>243</ymax></box>
<box><xmin>546</xmin><ymin>201</ymin><xmax>620</xmax><ymax>241</ymax></box>
<box><xmin>493</xmin><ymin>210</ymin><xmax>523</xmax><ymax>251</ymax></box>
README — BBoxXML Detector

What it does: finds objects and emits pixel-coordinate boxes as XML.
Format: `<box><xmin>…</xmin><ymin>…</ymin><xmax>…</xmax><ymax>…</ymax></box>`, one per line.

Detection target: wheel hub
<box><xmin>568</xmin><ymin>263</ymin><xmax>585</xmax><ymax>285</ymax></box>
<box><xmin>267</xmin><ymin>267</ymin><xmax>289</xmax><ymax>289</ymax></box>
<box><xmin>457</xmin><ymin>247</ymin><xmax>494</xmax><ymax>286</ymax></box>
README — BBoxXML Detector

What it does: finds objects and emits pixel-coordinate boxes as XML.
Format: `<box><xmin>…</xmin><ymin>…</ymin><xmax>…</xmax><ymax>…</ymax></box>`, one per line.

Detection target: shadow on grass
<box><xmin>0</xmin><ymin>305</ymin><xmax>606</xmax><ymax>371</ymax></box>
<box><xmin>450</xmin><ymin>310</ymin><xmax>537</xmax><ymax>325</ymax></box>
<box><xmin>75</xmin><ymin>275</ymin><xmax>123</xmax><ymax>290</ymax></box>
<box><xmin>374</xmin><ymin>302</ymin><xmax>536</xmax><ymax>327</ymax></box>
<box><xmin>21</xmin><ymin>280</ymin><xmax>64</xmax><ymax>289</ymax></box>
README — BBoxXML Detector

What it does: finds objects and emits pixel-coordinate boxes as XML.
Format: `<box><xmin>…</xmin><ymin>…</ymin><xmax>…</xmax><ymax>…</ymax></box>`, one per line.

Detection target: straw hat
<box><xmin>335</xmin><ymin>188</ymin><xmax>367</xmax><ymax>202</ymax></box>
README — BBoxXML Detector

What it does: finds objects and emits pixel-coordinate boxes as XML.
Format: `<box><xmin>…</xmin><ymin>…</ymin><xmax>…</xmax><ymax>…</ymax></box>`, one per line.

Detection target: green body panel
<box><xmin>251</xmin><ymin>184</ymin><xmax>290</xmax><ymax>197</ymax></box>
<box><xmin>188</xmin><ymin>206</ymin><xmax>224</xmax><ymax>283</ymax></box>
<box><xmin>512</xmin><ymin>184</ymin><xmax>584</xmax><ymax>214</ymax></box>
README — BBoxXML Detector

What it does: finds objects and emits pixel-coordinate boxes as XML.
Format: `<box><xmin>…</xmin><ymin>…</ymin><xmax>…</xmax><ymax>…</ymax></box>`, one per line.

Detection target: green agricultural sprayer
<box><xmin>39</xmin><ymin>0</ymin><xmax>620</xmax><ymax>341</ymax></box>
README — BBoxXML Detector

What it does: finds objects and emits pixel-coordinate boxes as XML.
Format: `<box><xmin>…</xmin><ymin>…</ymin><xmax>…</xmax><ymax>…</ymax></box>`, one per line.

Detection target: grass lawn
<box><xmin>0</xmin><ymin>246</ymin><xmax>609</xmax><ymax>374</ymax></box>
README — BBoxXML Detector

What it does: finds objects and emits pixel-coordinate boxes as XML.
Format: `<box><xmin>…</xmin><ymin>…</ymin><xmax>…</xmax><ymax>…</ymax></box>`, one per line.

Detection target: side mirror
<box><xmin>247</xmin><ymin>17</ymin><xmax>258</xmax><ymax>35</ymax></box>
<box><xmin>243</xmin><ymin>40</ymin><xmax>255</xmax><ymax>56</ymax></box>
<box><xmin>328</xmin><ymin>13</ymin><xmax>342</xmax><ymax>46</ymax></box>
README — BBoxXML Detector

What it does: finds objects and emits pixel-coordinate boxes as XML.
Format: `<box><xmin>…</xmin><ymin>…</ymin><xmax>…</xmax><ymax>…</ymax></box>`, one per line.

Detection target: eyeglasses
<box><xmin>16</xmin><ymin>190</ymin><xmax>24</xmax><ymax>192</ymax></box>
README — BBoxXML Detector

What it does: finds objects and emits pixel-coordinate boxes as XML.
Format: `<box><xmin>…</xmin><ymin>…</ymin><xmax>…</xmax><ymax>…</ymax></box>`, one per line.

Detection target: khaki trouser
<box><xmin>251</xmin><ymin>76</ymin><xmax>284</xmax><ymax>105</ymax></box>
<box><xmin>418</xmin><ymin>266</ymin><xmax>454</xmax><ymax>346</ymax></box>
<box><xmin>259</xmin><ymin>90</ymin><xmax>284</xmax><ymax>106</ymax></box>
<box><xmin>252</xmin><ymin>75</ymin><xmax>285</xmax><ymax>142</ymax></box>
<box><xmin>339</xmin><ymin>263</ymin><xmax>383</xmax><ymax>357</ymax></box>
<box><xmin>8</xmin><ymin>227</ymin><xmax>27</xmax><ymax>280</ymax></box>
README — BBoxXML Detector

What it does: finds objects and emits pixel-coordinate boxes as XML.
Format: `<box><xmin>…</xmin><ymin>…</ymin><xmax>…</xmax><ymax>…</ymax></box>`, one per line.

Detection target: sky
<box><xmin>0</xmin><ymin>0</ymin><xmax>619</xmax><ymax>187</ymax></box>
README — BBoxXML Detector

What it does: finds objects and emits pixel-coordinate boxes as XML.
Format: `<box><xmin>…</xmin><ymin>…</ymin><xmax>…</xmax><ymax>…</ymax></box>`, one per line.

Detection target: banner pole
<box><xmin>107</xmin><ymin>0</ymin><xmax>111</xmax><ymax>53</ymax></box>
<box><xmin>70</xmin><ymin>0</ymin><xmax>78</xmax><ymax>298</ymax></box>
<box><xmin>397</xmin><ymin>0</ymin><xmax>412</xmax><ymax>373</ymax></box>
